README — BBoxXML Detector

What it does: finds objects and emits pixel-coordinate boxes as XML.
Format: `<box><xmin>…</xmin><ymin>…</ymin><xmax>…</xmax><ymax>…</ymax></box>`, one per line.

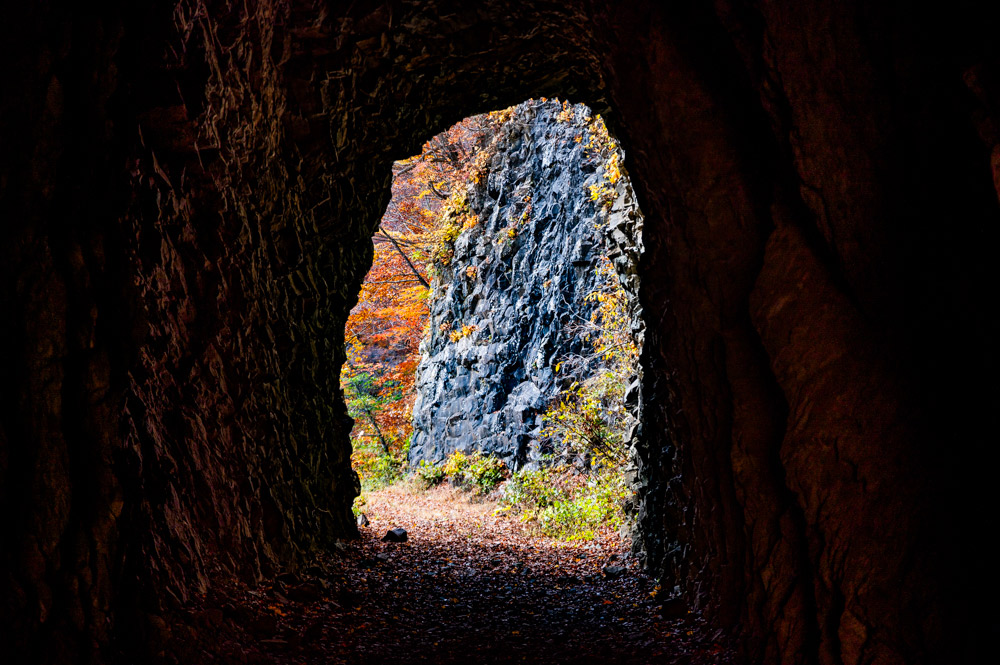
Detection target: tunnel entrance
<box><xmin>342</xmin><ymin>99</ymin><xmax>648</xmax><ymax>549</ymax></box>
<box><xmin>324</xmin><ymin>99</ymin><xmax>707</xmax><ymax>662</ymax></box>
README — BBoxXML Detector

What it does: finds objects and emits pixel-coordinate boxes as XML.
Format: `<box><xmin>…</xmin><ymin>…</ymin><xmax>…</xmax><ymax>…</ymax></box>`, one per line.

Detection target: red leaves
<box><xmin>343</xmin><ymin>113</ymin><xmax>509</xmax><ymax>472</ymax></box>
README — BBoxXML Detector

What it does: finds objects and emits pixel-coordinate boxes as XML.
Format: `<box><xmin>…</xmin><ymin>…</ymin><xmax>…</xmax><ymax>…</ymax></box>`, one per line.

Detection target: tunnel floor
<box><xmin>181</xmin><ymin>485</ymin><xmax>733</xmax><ymax>664</ymax></box>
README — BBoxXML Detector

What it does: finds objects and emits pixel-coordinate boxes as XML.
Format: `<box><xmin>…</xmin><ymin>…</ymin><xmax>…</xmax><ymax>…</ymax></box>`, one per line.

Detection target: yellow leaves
<box><xmin>608</xmin><ymin>156</ymin><xmax>622</xmax><ymax>185</ymax></box>
<box><xmin>589</xmin><ymin>182</ymin><xmax>614</xmax><ymax>209</ymax></box>
<box><xmin>470</xmin><ymin>148</ymin><xmax>495</xmax><ymax>185</ymax></box>
<box><xmin>441</xmin><ymin>450</ymin><xmax>467</xmax><ymax>476</ymax></box>
<box><xmin>488</xmin><ymin>105</ymin><xmax>516</xmax><ymax>125</ymax></box>
<box><xmin>581</xmin><ymin>112</ymin><xmax>623</xmax><ymax>215</ymax></box>
<box><xmin>432</xmin><ymin>188</ymin><xmax>478</xmax><ymax>267</ymax></box>
<box><xmin>448</xmin><ymin>323</ymin><xmax>477</xmax><ymax>343</ymax></box>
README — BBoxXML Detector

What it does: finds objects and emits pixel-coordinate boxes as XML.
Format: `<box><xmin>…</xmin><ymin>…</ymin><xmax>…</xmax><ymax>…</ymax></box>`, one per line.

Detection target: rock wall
<box><xmin>1</xmin><ymin>1</ymin><xmax>997</xmax><ymax>664</ymax></box>
<box><xmin>409</xmin><ymin>100</ymin><xmax>643</xmax><ymax>468</ymax></box>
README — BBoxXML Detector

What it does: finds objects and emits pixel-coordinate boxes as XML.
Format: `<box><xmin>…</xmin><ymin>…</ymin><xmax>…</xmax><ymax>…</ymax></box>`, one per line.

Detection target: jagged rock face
<box><xmin>1</xmin><ymin>1</ymin><xmax>997</xmax><ymax>664</ymax></box>
<box><xmin>409</xmin><ymin>101</ymin><xmax>642</xmax><ymax>468</ymax></box>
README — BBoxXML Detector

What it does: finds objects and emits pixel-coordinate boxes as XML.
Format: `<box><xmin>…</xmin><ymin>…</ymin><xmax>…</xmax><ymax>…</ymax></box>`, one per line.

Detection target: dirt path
<box><xmin>183</xmin><ymin>484</ymin><xmax>733</xmax><ymax>664</ymax></box>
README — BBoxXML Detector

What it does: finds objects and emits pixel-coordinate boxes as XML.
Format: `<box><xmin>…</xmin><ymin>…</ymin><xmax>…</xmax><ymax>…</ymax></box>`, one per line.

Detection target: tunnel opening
<box><xmin>328</xmin><ymin>98</ymin><xmax>713</xmax><ymax>662</ymax></box>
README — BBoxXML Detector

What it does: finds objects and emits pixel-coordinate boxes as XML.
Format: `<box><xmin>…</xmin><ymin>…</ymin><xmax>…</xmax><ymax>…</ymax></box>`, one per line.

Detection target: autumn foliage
<box><xmin>342</xmin><ymin>111</ymin><xmax>509</xmax><ymax>487</ymax></box>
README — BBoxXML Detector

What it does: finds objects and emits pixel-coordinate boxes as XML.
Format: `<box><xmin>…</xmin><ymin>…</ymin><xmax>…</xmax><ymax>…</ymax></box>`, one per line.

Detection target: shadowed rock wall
<box><xmin>1</xmin><ymin>1</ymin><xmax>996</xmax><ymax>663</ymax></box>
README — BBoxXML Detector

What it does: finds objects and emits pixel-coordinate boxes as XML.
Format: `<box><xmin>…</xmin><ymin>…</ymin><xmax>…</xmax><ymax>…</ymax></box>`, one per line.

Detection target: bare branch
<box><xmin>429</xmin><ymin>180</ymin><xmax>450</xmax><ymax>199</ymax></box>
<box><xmin>377</xmin><ymin>225</ymin><xmax>430</xmax><ymax>289</ymax></box>
<box><xmin>365</xmin><ymin>279</ymin><xmax>427</xmax><ymax>285</ymax></box>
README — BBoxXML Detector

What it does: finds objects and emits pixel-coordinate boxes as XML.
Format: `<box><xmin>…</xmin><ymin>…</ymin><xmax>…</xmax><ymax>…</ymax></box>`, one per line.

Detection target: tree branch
<box><xmin>365</xmin><ymin>278</ymin><xmax>427</xmax><ymax>285</ymax></box>
<box><xmin>377</xmin><ymin>225</ymin><xmax>430</xmax><ymax>289</ymax></box>
<box><xmin>429</xmin><ymin>180</ymin><xmax>450</xmax><ymax>199</ymax></box>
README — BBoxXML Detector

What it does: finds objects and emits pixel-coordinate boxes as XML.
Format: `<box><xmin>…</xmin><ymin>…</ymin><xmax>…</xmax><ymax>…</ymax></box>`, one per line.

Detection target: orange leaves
<box><xmin>556</xmin><ymin>99</ymin><xmax>575</xmax><ymax>124</ymax></box>
<box><xmin>343</xmin><ymin>109</ymin><xmax>512</xmax><ymax>477</ymax></box>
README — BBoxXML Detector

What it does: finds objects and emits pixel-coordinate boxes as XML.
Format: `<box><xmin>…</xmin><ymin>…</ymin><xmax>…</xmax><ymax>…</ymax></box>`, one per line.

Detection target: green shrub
<box><xmin>467</xmin><ymin>453</ymin><xmax>506</xmax><ymax>494</ymax></box>
<box><xmin>538</xmin><ymin>471</ymin><xmax>627</xmax><ymax>540</ymax></box>
<box><xmin>498</xmin><ymin>465</ymin><xmax>565</xmax><ymax>510</ymax></box>
<box><xmin>441</xmin><ymin>450</ymin><xmax>507</xmax><ymax>495</ymax></box>
<box><xmin>415</xmin><ymin>459</ymin><xmax>446</xmax><ymax>488</ymax></box>
<box><xmin>497</xmin><ymin>463</ymin><xmax>628</xmax><ymax>541</ymax></box>
<box><xmin>352</xmin><ymin>440</ymin><xmax>406</xmax><ymax>491</ymax></box>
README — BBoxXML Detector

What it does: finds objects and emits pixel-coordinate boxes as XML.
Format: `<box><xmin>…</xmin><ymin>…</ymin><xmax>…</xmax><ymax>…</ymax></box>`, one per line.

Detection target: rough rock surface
<box><xmin>1</xmin><ymin>2</ymin><xmax>997</xmax><ymax>664</ymax></box>
<box><xmin>409</xmin><ymin>100</ymin><xmax>643</xmax><ymax>468</ymax></box>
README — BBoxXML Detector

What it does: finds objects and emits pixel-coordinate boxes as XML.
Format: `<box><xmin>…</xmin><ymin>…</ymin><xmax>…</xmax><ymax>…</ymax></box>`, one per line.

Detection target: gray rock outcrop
<box><xmin>409</xmin><ymin>100</ymin><xmax>643</xmax><ymax>468</ymax></box>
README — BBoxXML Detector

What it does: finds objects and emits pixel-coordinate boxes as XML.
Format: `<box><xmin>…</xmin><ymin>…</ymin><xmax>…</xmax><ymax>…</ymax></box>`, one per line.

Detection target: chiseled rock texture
<box><xmin>409</xmin><ymin>100</ymin><xmax>642</xmax><ymax>468</ymax></box>
<box><xmin>1</xmin><ymin>1</ymin><xmax>997</xmax><ymax>664</ymax></box>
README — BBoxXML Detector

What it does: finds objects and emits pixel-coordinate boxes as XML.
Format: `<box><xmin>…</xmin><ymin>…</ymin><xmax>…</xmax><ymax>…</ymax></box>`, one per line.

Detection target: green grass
<box><xmin>497</xmin><ymin>462</ymin><xmax>628</xmax><ymax>541</ymax></box>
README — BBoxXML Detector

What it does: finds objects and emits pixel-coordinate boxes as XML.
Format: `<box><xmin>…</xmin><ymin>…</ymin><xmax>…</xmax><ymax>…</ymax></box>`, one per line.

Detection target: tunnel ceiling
<box><xmin>1</xmin><ymin>1</ymin><xmax>998</xmax><ymax>664</ymax></box>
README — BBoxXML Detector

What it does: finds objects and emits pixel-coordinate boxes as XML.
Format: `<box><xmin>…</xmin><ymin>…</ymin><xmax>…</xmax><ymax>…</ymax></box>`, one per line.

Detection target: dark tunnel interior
<box><xmin>1</xmin><ymin>1</ymin><xmax>998</xmax><ymax>663</ymax></box>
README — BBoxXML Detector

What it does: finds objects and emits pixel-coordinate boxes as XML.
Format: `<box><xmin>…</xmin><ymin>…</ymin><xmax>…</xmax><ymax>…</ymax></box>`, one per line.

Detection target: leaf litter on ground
<box><xmin>168</xmin><ymin>482</ymin><xmax>734</xmax><ymax>664</ymax></box>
